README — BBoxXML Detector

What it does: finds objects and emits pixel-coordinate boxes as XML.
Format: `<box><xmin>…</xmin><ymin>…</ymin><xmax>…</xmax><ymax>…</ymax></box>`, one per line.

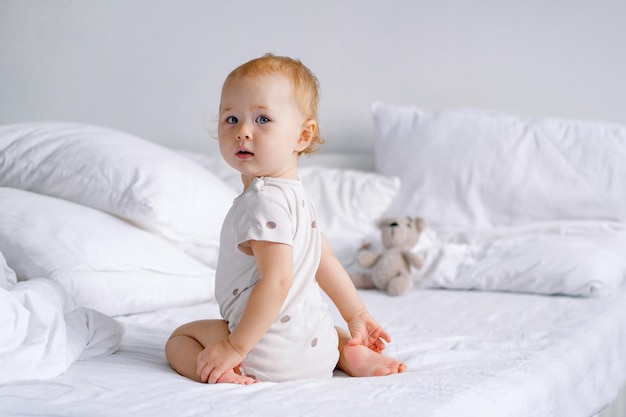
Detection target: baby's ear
<box><xmin>296</xmin><ymin>119</ymin><xmax>316</xmax><ymax>152</ymax></box>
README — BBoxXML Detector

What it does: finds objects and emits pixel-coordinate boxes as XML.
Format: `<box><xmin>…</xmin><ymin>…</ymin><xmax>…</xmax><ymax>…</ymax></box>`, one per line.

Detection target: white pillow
<box><xmin>177</xmin><ymin>148</ymin><xmax>242</xmax><ymax>191</ymax></box>
<box><xmin>299</xmin><ymin>166</ymin><xmax>401</xmax><ymax>240</ymax></box>
<box><xmin>420</xmin><ymin>228</ymin><xmax>626</xmax><ymax>297</ymax></box>
<box><xmin>372</xmin><ymin>103</ymin><xmax>626</xmax><ymax>231</ymax></box>
<box><xmin>0</xmin><ymin>122</ymin><xmax>237</xmax><ymax>268</ymax></box>
<box><xmin>0</xmin><ymin>187</ymin><xmax>215</xmax><ymax>316</ymax></box>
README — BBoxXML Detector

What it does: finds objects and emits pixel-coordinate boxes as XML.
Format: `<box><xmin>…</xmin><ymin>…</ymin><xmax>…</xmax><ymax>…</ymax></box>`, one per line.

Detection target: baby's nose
<box><xmin>236</xmin><ymin>124</ymin><xmax>252</xmax><ymax>140</ymax></box>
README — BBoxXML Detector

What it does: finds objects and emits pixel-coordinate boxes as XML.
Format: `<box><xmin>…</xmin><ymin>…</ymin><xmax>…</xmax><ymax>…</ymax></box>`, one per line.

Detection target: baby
<box><xmin>165</xmin><ymin>53</ymin><xmax>406</xmax><ymax>384</ymax></box>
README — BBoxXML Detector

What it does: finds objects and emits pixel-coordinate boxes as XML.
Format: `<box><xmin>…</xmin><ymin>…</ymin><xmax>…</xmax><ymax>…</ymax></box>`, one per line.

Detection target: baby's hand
<box><xmin>196</xmin><ymin>339</ymin><xmax>244</xmax><ymax>384</ymax></box>
<box><xmin>347</xmin><ymin>311</ymin><xmax>391</xmax><ymax>353</ymax></box>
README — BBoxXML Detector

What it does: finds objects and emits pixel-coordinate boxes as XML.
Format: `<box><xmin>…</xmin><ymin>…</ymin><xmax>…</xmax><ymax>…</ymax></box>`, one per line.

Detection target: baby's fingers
<box><xmin>366</xmin><ymin>328</ymin><xmax>391</xmax><ymax>352</ymax></box>
<box><xmin>372</xmin><ymin>337</ymin><xmax>387</xmax><ymax>352</ymax></box>
<box><xmin>198</xmin><ymin>362</ymin><xmax>224</xmax><ymax>384</ymax></box>
<box><xmin>208</xmin><ymin>367</ymin><xmax>225</xmax><ymax>384</ymax></box>
<box><xmin>376</xmin><ymin>328</ymin><xmax>391</xmax><ymax>344</ymax></box>
<box><xmin>196</xmin><ymin>361</ymin><xmax>210</xmax><ymax>383</ymax></box>
<box><xmin>196</xmin><ymin>353</ymin><xmax>216</xmax><ymax>383</ymax></box>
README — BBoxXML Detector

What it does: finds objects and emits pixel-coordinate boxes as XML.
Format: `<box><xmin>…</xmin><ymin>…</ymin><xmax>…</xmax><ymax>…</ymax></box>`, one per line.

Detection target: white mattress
<box><xmin>2</xmin><ymin>287</ymin><xmax>625</xmax><ymax>417</ymax></box>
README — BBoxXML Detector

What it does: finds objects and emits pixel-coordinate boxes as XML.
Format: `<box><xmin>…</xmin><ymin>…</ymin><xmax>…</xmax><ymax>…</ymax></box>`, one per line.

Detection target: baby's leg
<box><xmin>335</xmin><ymin>327</ymin><xmax>406</xmax><ymax>377</ymax></box>
<box><xmin>165</xmin><ymin>319</ymin><xmax>255</xmax><ymax>384</ymax></box>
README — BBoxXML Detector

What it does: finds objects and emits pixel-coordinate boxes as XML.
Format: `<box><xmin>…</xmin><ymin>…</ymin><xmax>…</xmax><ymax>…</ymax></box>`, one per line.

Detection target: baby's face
<box><xmin>218</xmin><ymin>73</ymin><xmax>308</xmax><ymax>183</ymax></box>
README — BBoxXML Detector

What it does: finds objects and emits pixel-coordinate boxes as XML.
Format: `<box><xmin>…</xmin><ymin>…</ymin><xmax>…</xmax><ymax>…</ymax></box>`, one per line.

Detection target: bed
<box><xmin>1</xmin><ymin>103</ymin><xmax>625</xmax><ymax>417</ymax></box>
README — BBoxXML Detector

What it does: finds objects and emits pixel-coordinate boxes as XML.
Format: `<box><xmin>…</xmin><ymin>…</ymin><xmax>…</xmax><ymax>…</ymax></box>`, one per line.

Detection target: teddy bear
<box><xmin>350</xmin><ymin>215</ymin><xmax>426</xmax><ymax>296</ymax></box>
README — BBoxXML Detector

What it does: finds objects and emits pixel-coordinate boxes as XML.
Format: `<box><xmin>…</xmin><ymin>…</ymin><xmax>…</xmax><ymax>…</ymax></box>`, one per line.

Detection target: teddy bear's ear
<box><xmin>377</xmin><ymin>217</ymin><xmax>390</xmax><ymax>229</ymax></box>
<box><xmin>414</xmin><ymin>217</ymin><xmax>427</xmax><ymax>232</ymax></box>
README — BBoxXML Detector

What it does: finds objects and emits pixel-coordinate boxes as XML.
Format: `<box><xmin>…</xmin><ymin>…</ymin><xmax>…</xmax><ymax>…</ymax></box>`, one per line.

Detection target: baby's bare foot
<box><xmin>216</xmin><ymin>370</ymin><xmax>257</xmax><ymax>385</ymax></box>
<box><xmin>341</xmin><ymin>344</ymin><xmax>406</xmax><ymax>377</ymax></box>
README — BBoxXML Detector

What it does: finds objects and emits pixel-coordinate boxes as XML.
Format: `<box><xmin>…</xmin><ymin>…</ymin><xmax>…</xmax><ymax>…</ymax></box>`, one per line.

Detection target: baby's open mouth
<box><xmin>236</xmin><ymin>148</ymin><xmax>254</xmax><ymax>159</ymax></box>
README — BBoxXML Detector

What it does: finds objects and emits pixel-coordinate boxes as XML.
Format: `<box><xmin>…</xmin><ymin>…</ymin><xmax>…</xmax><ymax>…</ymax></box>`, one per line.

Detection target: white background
<box><xmin>1</xmin><ymin>0</ymin><xmax>624</xmax><ymax>153</ymax></box>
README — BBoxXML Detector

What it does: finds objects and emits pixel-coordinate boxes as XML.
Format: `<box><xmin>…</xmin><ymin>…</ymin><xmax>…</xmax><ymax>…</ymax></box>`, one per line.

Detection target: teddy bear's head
<box><xmin>378</xmin><ymin>215</ymin><xmax>426</xmax><ymax>250</ymax></box>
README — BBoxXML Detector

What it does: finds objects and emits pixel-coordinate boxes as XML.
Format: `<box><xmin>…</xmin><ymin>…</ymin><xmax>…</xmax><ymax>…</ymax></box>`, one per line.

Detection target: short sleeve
<box><xmin>234</xmin><ymin>182</ymin><xmax>293</xmax><ymax>255</ymax></box>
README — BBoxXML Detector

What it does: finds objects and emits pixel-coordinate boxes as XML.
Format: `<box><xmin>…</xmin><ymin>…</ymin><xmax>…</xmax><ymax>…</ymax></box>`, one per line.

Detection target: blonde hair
<box><xmin>225</xmin><ymin>53</ymin><xmax>324</xmax><ymax>154</ymax></box>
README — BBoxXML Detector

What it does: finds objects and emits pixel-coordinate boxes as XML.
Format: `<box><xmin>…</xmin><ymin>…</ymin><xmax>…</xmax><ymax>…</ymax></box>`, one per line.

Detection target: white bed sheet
<box><xmin>1</xmin><ymin>287</ymin><xmax>625</xmax><ymax>417</ymax></box>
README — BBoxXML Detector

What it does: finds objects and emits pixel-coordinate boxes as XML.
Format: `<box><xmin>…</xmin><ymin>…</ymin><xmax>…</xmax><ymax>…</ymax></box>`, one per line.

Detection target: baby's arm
<box><xmin>197</xmin><ymin>240</ymin><xmax>293</xmax><ymax>383</ymax></box>
<box><xmin>315</xmin><ymin>235</ymin><xmax>391</xmax><ymax>352</ymax></box>
<box><xmin>230</xmin><ymin>240</ymin><xmax>293</xmax><ymax>353</ymax></box>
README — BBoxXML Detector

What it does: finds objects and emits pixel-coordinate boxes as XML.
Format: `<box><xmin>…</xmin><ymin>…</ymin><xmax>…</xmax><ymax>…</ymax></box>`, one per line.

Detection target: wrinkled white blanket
<box><xmin>415</xmin><ymin>221</ymin><xmax>626</xmax><ymax>297</ymax></box>
<box><xmin>0</xmin><ymin>252</ymin><xmax>124</xmax><ymax>384</ymax></box>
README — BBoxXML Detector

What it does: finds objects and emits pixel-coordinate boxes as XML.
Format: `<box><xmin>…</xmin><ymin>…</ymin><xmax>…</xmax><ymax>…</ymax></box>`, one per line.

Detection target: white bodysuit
<box><xmin>215</xmin><ymin>177</ymin><xmax>339</xmax><ymax>382</ymax></box>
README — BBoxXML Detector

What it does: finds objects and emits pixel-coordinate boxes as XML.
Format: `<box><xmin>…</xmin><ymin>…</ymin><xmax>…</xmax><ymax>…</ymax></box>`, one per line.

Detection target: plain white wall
<box><xmin>1</xmin><ymin>0</ymin><xmax>625</xmax><ymax>154</ymax></box>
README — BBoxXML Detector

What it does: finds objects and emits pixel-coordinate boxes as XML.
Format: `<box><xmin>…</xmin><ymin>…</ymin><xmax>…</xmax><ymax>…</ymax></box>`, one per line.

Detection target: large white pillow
<box><xmin>0</xmin><ymin>187</ymin><xmax>215</xmax><ymax>316</ymax></box>
<box><xmin>372</xmin><ymin>103</ymin><xmax>626</xmax><ymax>231</ymax></box>
<box><xmin>0</xmin><ymin>122</ymin><xmax>236</xmax><ymax>268</ymax></box>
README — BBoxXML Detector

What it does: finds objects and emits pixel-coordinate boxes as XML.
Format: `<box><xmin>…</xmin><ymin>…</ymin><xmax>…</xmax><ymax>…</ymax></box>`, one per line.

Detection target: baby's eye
<box><xmin>256</xmin><ymin>116</ymin><xmax>270</xmax><ymax>124</ymax></box>
<box><xmin>226</xmin><ymin>116</ymin><xmax>238</xmax><ymax>124</ymax></box>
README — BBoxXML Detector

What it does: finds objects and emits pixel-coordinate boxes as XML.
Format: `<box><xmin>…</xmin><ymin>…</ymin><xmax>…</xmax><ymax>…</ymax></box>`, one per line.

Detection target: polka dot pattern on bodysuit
<box><xmin>266</xmin><ymin>221</ymin><xmax>276</xmax><ymax>229</ymax></box>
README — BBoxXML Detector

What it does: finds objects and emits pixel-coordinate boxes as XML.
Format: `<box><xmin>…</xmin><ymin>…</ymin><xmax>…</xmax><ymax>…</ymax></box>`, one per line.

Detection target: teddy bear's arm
<box><xmin>357</xmin><ymin>251</ymin><xmax>382</xmax><ymax>268</ymax></box>
<box><xmin>403</xmin><ymin>252</ymin><xmax>424</xmax><ymax>269</ymax></box>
